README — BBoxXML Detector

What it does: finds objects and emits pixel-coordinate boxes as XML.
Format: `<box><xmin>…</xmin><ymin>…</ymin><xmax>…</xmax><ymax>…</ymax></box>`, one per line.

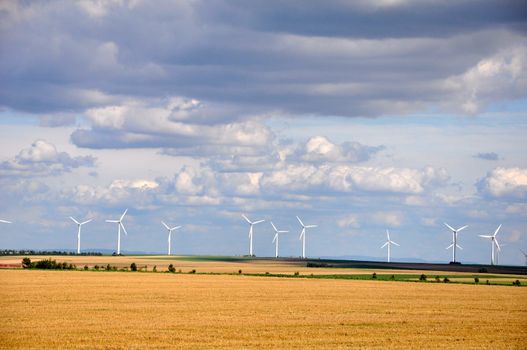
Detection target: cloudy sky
<box><xmin>1</xmin><ymin>0</ymin><xmax>526</xmax><ymax>264</ymax></box>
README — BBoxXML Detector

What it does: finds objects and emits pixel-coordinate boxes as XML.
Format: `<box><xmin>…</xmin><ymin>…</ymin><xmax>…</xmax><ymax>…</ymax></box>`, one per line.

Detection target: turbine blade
<box><xmin>479</xmin><ymin>235</ymin><xmax>492</xmax><ymax>238</ymax></box>
<box><xmin>386</xmin><ymin>229</ymin><xmax>390</xmax><ymax>240</ymax></box>
<box><xmin>446</xmin><ymin>243</ymin><xmax>454</xmax><ymax>250</ymax></box>
<box><xmin>272</xmin><ymin>234</ymin><xmax>277</xmax><ymax>243</ymax></box>
<box><xmin>306</xmin><ymin>225</ymin><xmax>317</xmax><ymax>228</ymax></box>
<box><xmin>444</xmin><ymin>222</ymin><xmax>455</xmax><ymax>232</ymax></box>
<box><xmin>494</xmin><ymin>224</ymin><xmax>502</xmax><ymax>237</ymax></box>
<box><xmin>120</xmin><ymin>223</ymin><xmax>128</xmax><ymax>236</ymax></box>
<box><xmin>242</xmin><ymin>214</ymin><xmax>252</xmax><ymax>224</ymax></box>
<box><xmin>456</xmin><ymin>225</ymin><xmax>468</xmax><ymax>232</ymax></box>
<box><xmin>70</xmin><ymin>217</ymin><xmax>80</xmax><ymax>225</ymax></box>
<box><xmin>296</xmin><ymin>216</ymin><xmax>305</xmax><ymax>227</ymax></box>
<box><xmin>270</xmin><ymin>222</ymin><xmax>278</xmax><ymax>232</ymax></box>
<box><xmin>120</xmin><ymin>208</ymin><xmax>128</xmax><ymax>221</ymax></box>
<box><xmin>456</xmin><ymin>244</ymin><xmax>463</xmax><ymax>250</ymax></box>
<box><xmin>80</xmin><ymin>219</ymin><xmax>92</xmax><ymax>225</ymax></box>
<box><xmin>0</xmin><ymin>219</ymin><xmax>12</xmax><ymax>224</ymax></box>
<box><xmin>391</xmin><ymin>241</ymin><xmax>400</xmax><ymax>247</ymax></box>
<box><xmin>253</xmin><ymin>219</ymin><xmax>265</xmax><ymax>225</ymax></box>
<box><xmin>279</xmin><ymin>230</ymin><xmax>289</xmax><ymax>233</ymax></box>
<box><xmin>494</xmin><ymin>239</ymin><xmax>501</xmax><ymax>251</ymax></box>
<box><xmin>106</xmin><ymin>220</ymin><xmax>119</xmax><ymax>223</ymax></box>
<box><xmin>161</xmin><ymin>221</ymin><xmax>170</xmax><ymax>230</ymax></box>
<box><xmin>381</xmin><ymin>242</ymin><xmax>388</xmax><ymax>248</ymax></box>
<box><xmin>299</xmin><ymin>230</ymin><xmax>304</xmax><ymax>240</ymax></box>
<box><xmin>173</xmin><ymin>226</ymin><xmax>182</xmax><ymax>230</ymax></box>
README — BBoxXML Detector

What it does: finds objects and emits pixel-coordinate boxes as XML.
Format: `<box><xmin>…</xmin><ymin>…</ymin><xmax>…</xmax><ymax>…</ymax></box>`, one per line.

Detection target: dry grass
<box><xmin>1</xmin><ymin>269</ymin><xmax>526</xmax><ymax>349</ymax></box>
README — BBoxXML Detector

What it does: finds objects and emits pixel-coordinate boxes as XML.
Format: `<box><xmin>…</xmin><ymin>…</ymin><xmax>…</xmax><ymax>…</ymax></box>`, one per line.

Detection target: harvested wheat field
<box><xmin>1</xmin><ymin>269</ymin><xmax>526</xmax><ymax>349</ymax></box>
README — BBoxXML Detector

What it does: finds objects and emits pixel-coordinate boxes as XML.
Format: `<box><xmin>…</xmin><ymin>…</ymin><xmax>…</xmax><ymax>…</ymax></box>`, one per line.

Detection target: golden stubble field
<box><xmin>1</xmin><ymin>269</ymin><xmax>526</xmax><ymax>349</ymax></box>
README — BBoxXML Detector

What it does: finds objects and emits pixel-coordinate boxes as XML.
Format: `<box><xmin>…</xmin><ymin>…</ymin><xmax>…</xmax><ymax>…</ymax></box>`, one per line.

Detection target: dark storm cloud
<box><xmin>0</xmin><ymin>0</ymin><xmax>525</xmax><ymax>120</ymax></box>
<box><xmin>203</xmin><ymin>0</ymin><xmax>527</xmax><ymax>38</ymax></box>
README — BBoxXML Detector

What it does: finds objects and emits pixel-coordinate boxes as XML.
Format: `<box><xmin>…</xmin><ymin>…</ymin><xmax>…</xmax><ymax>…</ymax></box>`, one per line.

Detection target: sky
<box><xmin>1</xmin><ymin>0</ymin><xmax>526</xmax><ymax>264</ymax></box>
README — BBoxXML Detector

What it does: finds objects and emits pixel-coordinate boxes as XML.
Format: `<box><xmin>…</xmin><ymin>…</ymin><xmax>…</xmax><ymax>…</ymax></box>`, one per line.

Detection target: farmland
<box><xmin>1</xmin><ymin>256</ymin><xmax>527</xmax><ymax>349</ymax></box>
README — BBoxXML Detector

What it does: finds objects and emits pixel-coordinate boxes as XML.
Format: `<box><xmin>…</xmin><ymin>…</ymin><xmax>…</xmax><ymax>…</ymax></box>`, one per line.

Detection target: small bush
<box><xmin>168</xmin><ymin>264</ymin><xmax>176</xmax><ymax>273</ymax></box>
<box><xmin>435</xmin><ymin>276</ymin><xmax>441</xmax><ymax>282</ymax></box>
<box><xmin>265</xmin><ymin>271</ymin><xmax>270</xmax><ymax>275</ymax></box>
<box><xmin>178</xmin><ymin>269</ymin><xmax>182</xmax><ymax>273</ymax></box>
<box><xmin>512</xmin><ymin>280</ymin><xmax>521</xmax><ymax>286</ymax></box>
<box><xmin>94</xmin><ymin>265</ymin><xmax>100</xmax><ymax>271</ymax></box>
<box><xmin>390</xmin><ymin>275</ymin><xmax>395</xmax><ymax>280</ymax></box>
<box><xmin>238</xmin><ymin>269</ymin><xmax>242</xmax><ymax>274</ymax></box>
<box><xmin>474</xmin><ymin>277</ymin><xmax>479</xmax><ymax>284</ymax></box>
<box><xmin>419</xmin><ymin>274</ymin><xmax>427</xmax><ymax>281</ymax></box>
<box><xmin>189</xmin><ymin>269</ymin><xmax>196</xmax><ymax>274</ymax></box>
<box><xmin>130</xmin><ymin>262</ymin><xmax>137</xmax><ymax>271</ymax></box>
<box><xmin>153</xmin><ymin>265</ymin><xmax>157</xmax><ymax>272</ymax></box>
<box><xmin>486</xmin><ymin>280</ymin><xmax>490</xmax><ymax>285</ymax></box>
<box><xmin>294</xmin><ymin>271</ymin><xmax>300</xmax><ymax>276</ymax></box>
<box><xmin>84</xmin><ymin>265</ymin><xmax>89</xmax><ymax>271</ymax></box>
<box><xmin>105</xmin><ymin>264</ymin><xmax>112</xmax><ymax>271</ymax></box>
<box><xmin>22</xmin><ymin>257</ymin><xmax>32</xmax><ymax>268</ymax></box>
<box><xmin>372</xmin><ymin>272</ymin><xmax>377</xmax><ymax>279</ymax></box>
<box><xmin>443</xmin><ymin>277</ymin><xmax>450</xmax><ymax>283</ymax></box>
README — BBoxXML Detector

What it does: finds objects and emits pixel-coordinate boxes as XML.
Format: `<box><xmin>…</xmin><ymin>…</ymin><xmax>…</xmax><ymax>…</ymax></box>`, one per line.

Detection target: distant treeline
<box><xmin>0</xmin><ymin>250</ymin><xmax>102</xmax><ymax>256</ymax></box>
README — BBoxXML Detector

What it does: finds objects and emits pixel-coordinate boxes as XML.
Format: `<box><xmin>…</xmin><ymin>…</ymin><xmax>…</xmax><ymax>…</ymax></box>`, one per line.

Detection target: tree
<box><xmin>22</xmin><ymin>257</ymin><xmax>32</xmax><ymax>268</ymax></box>
<box><xmin>130</xmin><ymin>263</ymin><xmax>137</xmax><ymax>271</ymax></box>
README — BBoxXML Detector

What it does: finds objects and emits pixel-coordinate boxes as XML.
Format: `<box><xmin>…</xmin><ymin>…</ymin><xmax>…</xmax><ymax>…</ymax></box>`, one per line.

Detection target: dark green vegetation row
<box><xmin>18</xmin><ymin>257</ymin><xmax>524</xmax><ymax>287</ymax></box>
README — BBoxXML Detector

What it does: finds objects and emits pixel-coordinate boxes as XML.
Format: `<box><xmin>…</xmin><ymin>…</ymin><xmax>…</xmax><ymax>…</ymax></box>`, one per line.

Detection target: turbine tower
<box><xmin>444</xmin><ymin>223</ymin><xmax>468</xmax><ymax>263</ymax></box>
<box><xmin>381</xmin><ymin>229</ymin><xmax>399</xmax><ymax>263</ymax></box>
<box><xmin>106</xmin><ymin>209</ymin><xmax>128</xmax><ymax>255</ymax></box>
<box><xmin>69</xmin><ymin>216</ymin><xmax>92</xmax><ymax>254</ymax></box>
<box><xmin>478</xmin><ymin>224</ymin><xmax>501</xmax><ymax>265</ymax></box>
<box><xmin>162</xmin><ymin>221</ymin><xmax>182</xmax><ymax>256</ymax></box>
<box><xmin>0</xmin><ymin>219</ymin><xmax>12</xmax><ymax>224</ymax></box>
<box><xmin>296</xmin><ymin>216</ymin><xmax>317</xmax><ymax>259</ymax></box>
<box><xmin>270</xmin><ymin>222</ymin><xmax>288</xmax><ymax>258</ymax></box>
<box><xmin>520</xmin><ymin>249</ymin><xmax>527</xmax><ymax>266</ymax></box>
<box><xmin>242</xmin><ymin>214</ymin><xmax>264</xmax><ymax>256</ymax></box>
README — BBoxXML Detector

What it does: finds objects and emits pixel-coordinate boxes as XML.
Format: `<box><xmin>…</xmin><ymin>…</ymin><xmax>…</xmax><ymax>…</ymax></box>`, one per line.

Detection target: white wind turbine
<box><xmin>478</xmin><ymin>224</ymin><xmax>501</xmax><ymax>265</ymax></box>
<box><xmin>69</xmin><ymin>216</ymin><xmax>92</xmax><ymax>254</ymax></box>
<box><xmin>242</xmin><ymin>214</ymin><xmax>265</xmax><ymax>256</ymax></box>
<box><xmin>270</xmin><ymin>222</ymin><xmax>288</xmax><ymax>258</ymax></box>
<box><xmin>0</xmin><ymin>219</ymin><xmax>12</xmax><ymax>224</ymax></box>
<box><xmin>381</xmin><ymin>229</ymin><xmax>399</xmax><ymax>263</ymax></box>
<box><xmin>444</xmin><ymin>223</ymin><xmax>468</xmax><ymax>263</ymax></box>
<box><xmin>520</xmin><ymin>249</ymin><xmax>527</xmax><ymax>266</ymax></box>
<box><xmin>296</xmin><ymin>216</ymin><xmax>317</xmax><ymax>259</ymax></box>
<box><xmin>106</xmin><ymin>209</ymin><xmax>128</xmax><ymax>255</ymax></box>
<box><xmin>162</xmin><ymin>221</ymin><xmax>182</xmax><ymax>256</ymax></box>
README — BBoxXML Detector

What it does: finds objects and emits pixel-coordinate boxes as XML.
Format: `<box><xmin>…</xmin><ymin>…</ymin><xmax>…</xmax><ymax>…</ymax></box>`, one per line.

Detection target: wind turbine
<box><xmin>242</xmin><ymin>214</ymin><xmax>265</xmax><ymax>256</ymax></box>
<box><xmin>270</xmin><ymin>222</ymin><xmax>288</xmax><ymax>258</ymax></box>
<box><xmin>69</xmin><ymin>217</ymin><xmax>92</xmax><ymax>254</ymax></box>
<box><xmin>106</xmin><ymin>209</ymin><xmax>128</xmax><ymax>255</ymax></box>
<box><xmin>520</xmin><ymin>249</ymin><xmax>527</xmax><ymax>266</ymax></box>
<box><xmin>444</xmin><ymin>223</ymin><xmax>468</xmax><ymax>263</ymax></box>
<box><xmin>296</xmin><ymin>216</ymin><xmax>317</xmax><ymax>259</ymax></box>
<box><xmin>162</xmin><ymin>221</ymin><xmax>182</xmax><ymax>256</ymax></box>
<box><xmin>478</xmin><ymin>225</ymin><xmax>501</xmax><ymax>265</ymax></box>
<box><xmin>0</xmin><ymin>220</ymin><xmax>12</xmax><ymax>224</ymax></box>
<box><xmin>381</xmin><ymin>229</ymin><xmax>400</xmax><ymax>263</ymax></box>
